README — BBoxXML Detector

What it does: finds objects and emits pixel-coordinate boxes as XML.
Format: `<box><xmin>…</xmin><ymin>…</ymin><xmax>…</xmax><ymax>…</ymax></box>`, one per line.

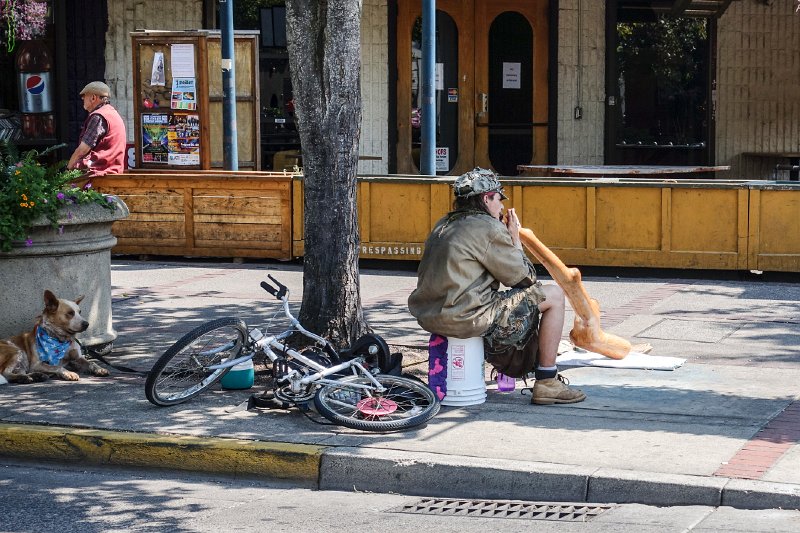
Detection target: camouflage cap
<box><xmin>453</xmin><ymin>167</ymin><xmax>507</xmax><ymax>199</ymax></box>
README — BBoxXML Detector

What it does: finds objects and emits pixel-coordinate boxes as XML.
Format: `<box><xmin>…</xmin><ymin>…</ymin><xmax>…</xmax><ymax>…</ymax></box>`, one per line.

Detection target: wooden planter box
<box><xmin>294</xmin><ymin>175</ymin><xmax>755</xmax><ymax>270</ymax></box>
<box><xmin>99</xmin><ymin>173</ymin><xmax>800</xmax><ymax>272</ymax></box>
<box><xmin>748</xmin><ymin>182</ymin><xmax>800</xmax><ymax>272</ymax></box>
<box><xmin>94</xmin><ymin>171</ymin><xmax>295</xmax><ymax>259</ymax></box>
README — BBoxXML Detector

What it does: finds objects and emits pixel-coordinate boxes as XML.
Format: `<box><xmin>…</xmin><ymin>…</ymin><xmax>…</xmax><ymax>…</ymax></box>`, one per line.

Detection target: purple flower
<box><xmin>67</xmin><ymin>211</ymin><xmax>73</xmax><ymax>220</ymax></box>
<box><xmin>106</xmin><ymin>196</ymin><xmax>114</xmax><ymax>203</ymax></box>
<box><xmin>56</xmin><ymin>192</ymin><xmax>65</xmax><ymax>200</ymax></box>
<box><xmin>84</xmin><ymin>183</ymin><xmax>93</xmax><ymax>190</ymax></box>
<box><xmin>25</xmin><ymin>238</ymin><xmax>33</xmax><ymax>247</ymax></box>
<box><xmin>58</xmin><ymin>226</ymin><xmax>64</xmax><ymax>235</ymax></box>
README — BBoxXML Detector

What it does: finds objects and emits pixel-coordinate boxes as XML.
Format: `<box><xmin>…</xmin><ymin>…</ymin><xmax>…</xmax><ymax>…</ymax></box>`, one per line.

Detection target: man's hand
<box><xmin>504</xmin><ymin>208</ymin><xmax>523</xmax><ymax>249</ymax></box>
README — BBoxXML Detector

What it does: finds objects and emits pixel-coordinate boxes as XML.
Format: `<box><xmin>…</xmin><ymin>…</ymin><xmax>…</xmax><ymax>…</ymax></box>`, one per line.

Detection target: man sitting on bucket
<box><xmin>408</xmin><ymin>167</ymin><xmax>586</xmax><ymax>404</ymax></box>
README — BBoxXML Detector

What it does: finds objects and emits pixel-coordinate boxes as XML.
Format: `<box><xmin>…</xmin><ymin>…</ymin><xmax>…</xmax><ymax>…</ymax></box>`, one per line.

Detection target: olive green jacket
<box><xmin>408</xmin><ymin>210</ymin><xmax>544</xmax><ymax>338</ymax></box>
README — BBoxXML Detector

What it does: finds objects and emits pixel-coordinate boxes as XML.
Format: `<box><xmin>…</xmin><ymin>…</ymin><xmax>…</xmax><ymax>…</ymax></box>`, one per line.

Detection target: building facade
<box><xmin>1</xmin><ymin>0</ymin><xmax>798</xmax><ymax>179</ymax></box>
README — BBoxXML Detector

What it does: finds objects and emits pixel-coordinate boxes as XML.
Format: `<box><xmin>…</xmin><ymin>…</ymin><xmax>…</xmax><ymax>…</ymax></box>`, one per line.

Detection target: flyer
<box><xmin>150</xmin><ymin>52</ymin><xmax>165</xmax><ymax>86</ymax></box>
<box><xmin>167</xmin><ymin>113</ymin><xmax>200</xmax><ymax>166</ymax></box>
<box><xmin>171</xmin><ymin>78</ymin><xmax>197</xmax><ymax>110</ymax></box>
<box><xmin>170</xmin><ymin>44</ymin><xmax>196</xmax><ymax>78</ymax></box>
<box><xmin>502</xmin><ymin>62</ymin><xmax>521</xmax><ymax>89</ymax></box>
<box><xmin>141</xmin><ymin>114</ymin><xmax>169</xmax><ymax>163</ymax></box>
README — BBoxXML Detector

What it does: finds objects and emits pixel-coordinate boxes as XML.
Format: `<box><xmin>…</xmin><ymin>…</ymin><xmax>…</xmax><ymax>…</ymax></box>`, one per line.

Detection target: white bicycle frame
<box><xmin>207</xmin><ymin>293</ymin><xmax>386</xmax><ymax>396</ymax></box>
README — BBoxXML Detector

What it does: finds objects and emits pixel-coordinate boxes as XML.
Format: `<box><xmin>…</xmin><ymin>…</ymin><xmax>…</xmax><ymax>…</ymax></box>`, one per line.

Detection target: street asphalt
<box><xmin>1</xmin><ymin>257</ymin><xmax>799</xmax><ymax>510</ymax></box>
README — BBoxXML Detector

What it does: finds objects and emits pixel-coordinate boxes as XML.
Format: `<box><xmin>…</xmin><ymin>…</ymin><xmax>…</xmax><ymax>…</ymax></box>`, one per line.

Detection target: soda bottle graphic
<box><xmin>16</xmin><ymin>40</ymin><xmax>54</xmax><ymax>137</ymax></box>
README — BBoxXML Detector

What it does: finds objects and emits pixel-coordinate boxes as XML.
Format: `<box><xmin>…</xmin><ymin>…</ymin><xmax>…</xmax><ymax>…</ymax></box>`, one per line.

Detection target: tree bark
<box><xmin>285</xmin><ymin>0</ymin><xmax>367</xmax><ymax>348</ymax></box>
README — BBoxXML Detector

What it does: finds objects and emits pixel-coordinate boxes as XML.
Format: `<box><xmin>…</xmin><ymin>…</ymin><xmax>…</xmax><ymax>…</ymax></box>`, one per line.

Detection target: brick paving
<box><xmin>715</xmin><ymin>401</ymin><xmax>800</xmax><ymax>480</ymax></box>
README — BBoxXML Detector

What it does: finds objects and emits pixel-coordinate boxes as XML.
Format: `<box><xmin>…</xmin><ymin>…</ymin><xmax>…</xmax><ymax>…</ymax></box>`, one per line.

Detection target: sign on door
<box><xmin>435</xmin><ymin>147</ymin><xmax>449</xmax><ymax>172</ymax></box>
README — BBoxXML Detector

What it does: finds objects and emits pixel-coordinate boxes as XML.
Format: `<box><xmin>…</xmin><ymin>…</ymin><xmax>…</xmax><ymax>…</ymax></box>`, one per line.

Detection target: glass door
<box><xmin>397</xmin><ymin>0</ymin><xmax>473</xmax><ymax>175</ymax></box>
<box><xmin>396</xmin><ymin>0</ymin><xmax>549</xmax><ymax>176</ymax></box>
<box><xmin>474</xmin><ymin>0</ymin><xmax>549</xmax><ymax>175</ymax></box>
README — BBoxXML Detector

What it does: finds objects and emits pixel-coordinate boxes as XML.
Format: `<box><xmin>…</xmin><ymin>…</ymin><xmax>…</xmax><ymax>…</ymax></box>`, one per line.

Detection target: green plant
<box><xmin>0</xmin><ymin>141</ymin><xmax>116</xmax><ymax>252</ymax></box>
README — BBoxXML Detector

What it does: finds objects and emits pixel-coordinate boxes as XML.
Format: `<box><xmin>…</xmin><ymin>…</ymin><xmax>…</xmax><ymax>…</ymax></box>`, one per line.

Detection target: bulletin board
<box><xmin>132</xmin><ymin>32</ymin><xmax>208</xmax><ymax>169</ymax></box>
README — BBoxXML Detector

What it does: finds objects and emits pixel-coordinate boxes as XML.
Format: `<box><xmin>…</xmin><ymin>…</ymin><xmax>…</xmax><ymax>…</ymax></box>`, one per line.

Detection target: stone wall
<box><xmin>104</xmin><ymin>0</ymin><xmax>205</xmax><ymax>142</ymax></box>
<box><xmin>556</xmin><ymin>0</ymin><xmax>606</xmax><ymax>165</ymax></box>
<box><xmin>716</xmin><ymin>0</ymin><xmax>800</xmax><ymax>179</ymax></box>
<box><xmin>358</xmin><ymin>0</ymin><xmax>389</xmax><ymax>174</ymax></box>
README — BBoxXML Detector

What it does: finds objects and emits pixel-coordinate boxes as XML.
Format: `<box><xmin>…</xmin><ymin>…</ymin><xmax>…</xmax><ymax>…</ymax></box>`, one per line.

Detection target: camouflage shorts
<box><xmin>483</xmin><ymin>285</ymin><xmax>542</xmax><ymax>351</ymax></box>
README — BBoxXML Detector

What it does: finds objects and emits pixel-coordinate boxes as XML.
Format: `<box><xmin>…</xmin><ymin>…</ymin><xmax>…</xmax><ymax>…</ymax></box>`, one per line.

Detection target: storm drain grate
<box><xmin>389</xmin><ymin>498</ymin><xmax>614</xmax><ymax>522</ymax></box>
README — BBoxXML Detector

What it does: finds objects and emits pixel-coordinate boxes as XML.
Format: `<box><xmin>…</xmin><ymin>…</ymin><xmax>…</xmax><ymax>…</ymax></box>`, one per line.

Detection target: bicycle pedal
<box><xmin>249</xmin><ymin>392</ymin><xmax>274</xmax><ymax>408</ymax></box>
<box><xmin>246</xmin><ymin>392</ymin><xmax>293</xmax><ymax>410</ymax></box>
<box><xmin>295</xmin><ymin>401</ymin><xmax>310</xmax><ymax>412</ymax></box>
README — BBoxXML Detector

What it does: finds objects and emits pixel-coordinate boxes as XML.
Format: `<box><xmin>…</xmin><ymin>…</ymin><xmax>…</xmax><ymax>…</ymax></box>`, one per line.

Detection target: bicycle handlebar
<box><xmin>261</xmin><ymin>274</ymin><xmax>288</xmax><ymax>300</ymax></box>
<box><xmin>259</xmin><ymin>274</ymin><xmax>330</xmax><ymax>347</ymax></box>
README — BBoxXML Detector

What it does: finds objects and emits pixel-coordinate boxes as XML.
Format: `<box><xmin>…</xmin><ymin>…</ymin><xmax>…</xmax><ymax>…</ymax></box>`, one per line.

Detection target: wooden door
<box><xmin>396</xmin><ymin>0</ymin><xmax>549</xmax><ymax>176</ymax></box>
<box><xmin>474</xmin><ymin>0</ymin><xmax>549</xmax><ymax>174</ymax></box>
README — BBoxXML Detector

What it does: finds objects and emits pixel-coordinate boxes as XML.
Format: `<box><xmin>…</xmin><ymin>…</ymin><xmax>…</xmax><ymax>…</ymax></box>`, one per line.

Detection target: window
<box><xmin>609</xmin><ymin>13</ymin><xmax>711</xmax><ymax>165</ymax></box>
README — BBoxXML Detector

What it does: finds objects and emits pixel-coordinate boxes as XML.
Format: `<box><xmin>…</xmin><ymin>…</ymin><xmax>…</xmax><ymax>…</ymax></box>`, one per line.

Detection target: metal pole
<box><xmin>220</xmin><ymin>0</ymin><xmax>238</xmax><ymax>170</ymax></box>
<box><xmin>420</xmin><ymin>0</ymin><xmax>436</xmax><ymax>175</ymax></box>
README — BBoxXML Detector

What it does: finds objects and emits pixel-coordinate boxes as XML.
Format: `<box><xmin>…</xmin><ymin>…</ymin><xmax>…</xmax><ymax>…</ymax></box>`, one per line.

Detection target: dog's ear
<box><xmin>74</xmin><ymin>295</ymin><xmax>85</xmax><ymax>305</ymax></box>
<box><xmin>44</xmin><ymin>290</ymin><xmax>59</xmax><ymax>311</ymax></box>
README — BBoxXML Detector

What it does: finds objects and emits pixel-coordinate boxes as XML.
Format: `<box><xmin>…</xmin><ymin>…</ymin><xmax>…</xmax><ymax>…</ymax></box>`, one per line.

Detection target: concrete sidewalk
<box><xmin>1</xmin><ymin>259</ymin><xmax>799</xmax><ymax>510</ymax></box>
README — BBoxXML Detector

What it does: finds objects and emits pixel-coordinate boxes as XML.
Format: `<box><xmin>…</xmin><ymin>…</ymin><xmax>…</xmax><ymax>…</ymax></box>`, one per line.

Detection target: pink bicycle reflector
<box><xmin>356</xmin><ymin>397</ymin><xmax>398</xmax><ymax>416</ymax></box>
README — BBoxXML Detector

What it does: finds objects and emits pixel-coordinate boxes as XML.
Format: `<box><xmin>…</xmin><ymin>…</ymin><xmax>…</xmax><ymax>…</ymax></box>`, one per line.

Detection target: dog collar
<box><xmin>35</xmin><ymin>326</ymin><xmax>72</xmax><ymax>365</ymax></box>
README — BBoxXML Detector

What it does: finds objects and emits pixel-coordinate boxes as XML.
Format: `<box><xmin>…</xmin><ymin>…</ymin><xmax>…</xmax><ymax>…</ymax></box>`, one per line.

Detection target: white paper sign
<box><xmin>435</xmin><ymin>63</ymin><xmax>444</xmax><ymax>91</ymax></box>
<box><xmin>435</xmin><ymin>147</ymin><xmax>449</xmax><ymax>172</ymax></box>
<box><xmin>150</xmin><ymin>52</ymin><xmax>165</xmax><ymax>86</ymax></box>
<box><xmin>169</xmin><ymin>153</ymin><xmax>200</xmax><ymax>166</ymax></box>
<box><xmin>171</xmin><ymin>44</ymin><xmax>196</xmax><ymax>78</ymax></box>
<box><xmin>503</xmin><ymin>62</ymin><xmax>521</xmax><ymax>89</ymax></box>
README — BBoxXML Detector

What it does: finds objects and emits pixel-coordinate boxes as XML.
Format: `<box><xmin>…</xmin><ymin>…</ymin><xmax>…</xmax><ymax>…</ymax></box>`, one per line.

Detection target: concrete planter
<box><xmin>0</xmin><ymin>197</ymin><xmax>129</xmax><ymax>347</ymax></box>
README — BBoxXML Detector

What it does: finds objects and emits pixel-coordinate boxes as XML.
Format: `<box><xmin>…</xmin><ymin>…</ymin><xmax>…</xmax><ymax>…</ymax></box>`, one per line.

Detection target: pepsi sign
<box><xmin>26</xmin><ymin>75</ymin><xmax>46</xmax><ymax>95</ymax></box>
<box><xmin>18</xmin><ymin>72</ymin><xmax>53</xmax><ymax>113</ymax></box>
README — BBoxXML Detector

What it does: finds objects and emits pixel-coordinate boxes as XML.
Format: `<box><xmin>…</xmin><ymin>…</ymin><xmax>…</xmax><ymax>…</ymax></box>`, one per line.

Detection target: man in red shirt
<box><xmin>67</xmin><ymin>81</ymin><xmax>126</xmax><ymax>176</ymax></box>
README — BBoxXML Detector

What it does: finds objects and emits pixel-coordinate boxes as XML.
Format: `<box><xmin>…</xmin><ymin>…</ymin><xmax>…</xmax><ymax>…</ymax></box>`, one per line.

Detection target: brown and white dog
<box><xmin>0</xmin><ymin>290</ymin><xmax>110</xmax><ymax>384</ymax></box>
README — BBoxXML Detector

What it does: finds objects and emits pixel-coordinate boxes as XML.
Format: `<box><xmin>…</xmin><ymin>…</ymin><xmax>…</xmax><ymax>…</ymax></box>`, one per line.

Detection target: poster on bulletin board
<box><xmin>171</xmin><ymin>78</ymin><xmax>197</xmax><ymax>110</ymax></box>
<box><xmin>167</xmin><ymin>113</ymin><xmax>200</xmax><ymax>165</ymax></box>
<box><xmin>141</xmin><ymin>114</ymin><xmax>169</xmax><ymax>163</ymax></box>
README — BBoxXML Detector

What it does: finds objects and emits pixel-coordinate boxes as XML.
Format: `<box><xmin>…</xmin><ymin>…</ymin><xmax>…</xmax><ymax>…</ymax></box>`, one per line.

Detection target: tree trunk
<box><xmin>285</xmin><ymin>0</ymin><xmax>367</xmax><ymax>348</ymax></box>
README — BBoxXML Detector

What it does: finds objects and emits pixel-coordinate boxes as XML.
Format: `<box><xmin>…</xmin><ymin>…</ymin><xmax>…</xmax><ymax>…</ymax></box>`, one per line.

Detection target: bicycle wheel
<box><xmin>314</xmin><ymin>374</ymin><xmax>440</xmax><ymax>432</ymax></box>
<box><xmin>145</xmin><ymin>317</ymin><xmax>248</xmax><ymax>406</ymax></box>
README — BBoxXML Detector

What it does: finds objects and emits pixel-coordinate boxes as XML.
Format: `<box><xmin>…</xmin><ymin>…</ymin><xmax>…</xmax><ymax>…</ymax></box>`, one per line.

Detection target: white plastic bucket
<box><xmin>441</xmin><ymin>336</ymin><xmax>486</xmax><ymax>406</ymax></box>
<box><xmin>220</xmin><ymin>359</ymin><xmax>255</xmax><ymax>390</ymax></box>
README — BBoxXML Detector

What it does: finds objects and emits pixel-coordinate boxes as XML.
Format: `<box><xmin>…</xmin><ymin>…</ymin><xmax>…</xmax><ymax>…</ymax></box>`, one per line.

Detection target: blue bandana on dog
<box><xmin>36</xmin><ymin>326</ymin><xmax>72</xmax><ymax>365</ymax></box>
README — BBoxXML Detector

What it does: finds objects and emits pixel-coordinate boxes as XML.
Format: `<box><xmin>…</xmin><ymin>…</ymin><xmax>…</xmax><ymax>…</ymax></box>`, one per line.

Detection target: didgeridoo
<box><xmin>519</xmin><ymin>227</ymin><xmax>631</xmax><ymax>360</ymax></box>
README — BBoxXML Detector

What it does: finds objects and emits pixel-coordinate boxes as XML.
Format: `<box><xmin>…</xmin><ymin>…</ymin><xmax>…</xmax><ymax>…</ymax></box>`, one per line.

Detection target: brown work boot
<box><xmin>531</xmin><ymin>374</ymin><xmax>586</xmax><ymax>405</ymax></box>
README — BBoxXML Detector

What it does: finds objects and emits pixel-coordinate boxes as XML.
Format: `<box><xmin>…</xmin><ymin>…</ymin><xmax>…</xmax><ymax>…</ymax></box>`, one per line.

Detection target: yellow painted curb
<box><xmin>0</xmin><ymin>423</ymin><xmax>325</xmax><ymax>482</ymax></box>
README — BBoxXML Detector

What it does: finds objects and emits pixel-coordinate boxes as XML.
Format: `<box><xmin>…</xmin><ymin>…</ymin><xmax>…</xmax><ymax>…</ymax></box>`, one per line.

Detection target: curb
<box><xmin>0</xmin><ymin>423</ymin><xmax>323</xmax><ymax>484</ymax></box>
<box><xmin>2</xmin><ymin>423</ymin><xmax>799</xmax><ymax>510</ymax></box>
<box><xmin>320</xmin><ymin>447</ymin><xmax>800</xmax><ymax>511</ymax></box>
